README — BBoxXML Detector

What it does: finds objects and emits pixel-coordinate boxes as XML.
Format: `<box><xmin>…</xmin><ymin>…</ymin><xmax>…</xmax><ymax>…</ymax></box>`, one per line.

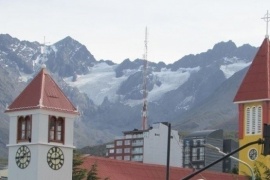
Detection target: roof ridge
<box><xmin>39</xmin><ymin>68</ymin><xmax>46</xmax><ymax>107</ymax></box>
<box><xmin>5</xmin><ymin>67</ymin><xmax>78</xmax><ymax>115</ymax></box>
<box><xmin>234</xmin><ymin>38</ymin><xmax>270</xmax><ymax>102</ymax></box>
<box><xmin>267</xmin><ymin>38</ymin><xmax>270</xmax><ymax>98</ymax></box>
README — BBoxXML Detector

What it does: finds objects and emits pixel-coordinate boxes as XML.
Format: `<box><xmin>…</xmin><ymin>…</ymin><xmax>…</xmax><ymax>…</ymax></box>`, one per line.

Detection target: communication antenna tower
<box><xmin>142</xmin><ymin>27</ymin><xmax>148</xmax><ymax>130</ymax></box>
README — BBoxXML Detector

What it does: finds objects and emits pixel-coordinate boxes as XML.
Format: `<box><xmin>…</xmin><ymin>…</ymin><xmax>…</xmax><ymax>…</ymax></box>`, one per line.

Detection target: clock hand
<box><xmin>52</xmin><ymin>156</ymin><xmax>61</xmax><ymax>160</ymax></box>
<box><xmin>16</xmin><ymin>153</ymin><xmax>26</xmax><ymax>159</ymax></box>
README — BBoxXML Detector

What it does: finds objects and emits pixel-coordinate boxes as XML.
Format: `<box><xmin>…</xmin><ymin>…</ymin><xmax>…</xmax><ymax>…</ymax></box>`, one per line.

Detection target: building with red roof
<box><xmin>81</xmin><ymin>155</ymin><xmax>248</xmax><ymax>180</ymax></box>
<box><xmin>5</xmin><ymin>65</ymin><xmax>78</xmax><ymax>114</ymax></box>
<box><xmin>5</xmin><ymin>66</ymin><xmax>78</xmax><ymax>180</ymax></box>
<box><xmin>234</xmin><ymin>36</ymin><xmax>270</xmax><ymax>177</ymax></box>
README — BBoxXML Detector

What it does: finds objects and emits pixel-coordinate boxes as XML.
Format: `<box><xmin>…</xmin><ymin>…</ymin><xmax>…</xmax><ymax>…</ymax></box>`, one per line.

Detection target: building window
<box><xmin>252</xmin><ymin>106</ymin><xmax>256</xmax><ymax>134</ymax></box>
<box><xmin>191</xmin><ymin>147</ymin><xmax>204</xmax><ymax>161</ymax></box>
<box><xmin>193</xmin><ymin>139</ymin><xmax>198</xmax><ymax>146</ymax></box>
<box><xmin>246</xmin><ymin>106</ymin><xmax>262</xmax><ymax>135</ymax></box>
<box><xmin>124</xmin><ymin>148</ymin><xmax>130</xmax><ymax>153</ymax></box>
<box><xmin>124</xmin><ymin>140</ymin><xmax>130</xmax><ymax>145</ymax></box>
<box><xmin>257</xmin><ymin>106</ymin><xmax>262</xmax><ymax>133</ymax></box>
<box><xmin>116</xmin><ymin>140</ymin><xmax>123</xmax><ymax>146</ymax></box>
<box><xmin>109</xmin><ymin>149</ymin><xmax>114</xmax><ymax>154</ymax></box>
<box><xmin>125</xmin><ymin>134</ymin><xmax>132</xmax><ymax>138</ymax></box>
<box><xmin>132</xmin><ymin>139</ymin><xmax>143</xmax><ymax>146</ymax></box>
<box><xmin>132</xmin><ymin>155</ymin><xmax>143</xmax><ymax>161</ymax></box>
<box><xmin>124</xmin><ymin>156</ymin><xmax>130</xmax><ymax>160</ymax></box>
<box><xmin>184</xmin><ymin>158</ymin><xmax>189</xmax><ymax>164</ymax></box>
<box><xmin>132</xmin><ymin>147</ymin><xmax>143</xmax><ymax>154</ymax></box>
<box><xmin>49</xmin><ymin>116</ymin><xmax>65</xmax><ymax>143</ymax></box>
<box><xmin>116</xmin><ymin>148</ymin><xmax>122</xmax><ymax>154</ymax></box>
<box><xmin>246</xmin><ymin>107</ymin><xmax>251</xmax><ymax>134</ymax></box>
<box><xmin>17</xmin><ymin>115</ymin><xmax>32</xmax><ymax>142</ymax></box>
<box><xmin>116</xmin><ymin>156</ymin><xmax>122</xmax><ymax>160</ymax></box>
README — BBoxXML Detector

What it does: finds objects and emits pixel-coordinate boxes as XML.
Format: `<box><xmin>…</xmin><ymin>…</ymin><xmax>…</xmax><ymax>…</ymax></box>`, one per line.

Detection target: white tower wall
<box><xmin>7</xmin><ymin>109</ymin><xmax>76</xmax><ymax>180</ymax></box>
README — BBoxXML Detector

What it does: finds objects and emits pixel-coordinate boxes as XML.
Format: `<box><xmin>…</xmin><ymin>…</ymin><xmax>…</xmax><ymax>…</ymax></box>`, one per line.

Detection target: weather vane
<box><xmin>262</xmin><ymin>10</ymin><xmax>270</xmax><ymax>38</ymax></box>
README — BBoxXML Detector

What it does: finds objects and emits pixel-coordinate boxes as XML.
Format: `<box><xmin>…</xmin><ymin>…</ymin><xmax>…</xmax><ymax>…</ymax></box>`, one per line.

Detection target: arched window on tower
<box><xmin>17</xmin><ymin>115</ymin><xmax>32</xmax><ymax>142</ymax></box>
<box><xmin>246</xmin><ymin>107</ymin><xmax>251</xmax><ymax>135</ymax></box>
<box><xmin>48</xmin><ymin>116</ymin><xmax>65</xmax><ymax>143</ymax></box>
<box><xmin>252</xmin><ymin>106</ymin><xmax>256</xmax><ymax>134</ymax></box>
<box><xmin>246</xmin><ymin>106</ymin><xmax>263</xmax><ymax>135</ymax></box>
<box><xmin>257</xmin><ymin>106</ymin><xmax>262</xmax><ymax>134</ymax></box>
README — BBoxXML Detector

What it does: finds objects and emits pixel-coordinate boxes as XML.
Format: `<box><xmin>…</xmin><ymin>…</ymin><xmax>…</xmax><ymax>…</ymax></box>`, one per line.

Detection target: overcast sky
<box><xmin>1</xmin><ymin>0</ymin><xmax>270</xmax><ymax>64</ymax></box>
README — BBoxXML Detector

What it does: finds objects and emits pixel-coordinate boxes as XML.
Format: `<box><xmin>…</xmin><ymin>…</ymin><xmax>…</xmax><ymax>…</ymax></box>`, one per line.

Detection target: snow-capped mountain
<box><xmin>0</xmin><ymin>34</ymin><xmax>258</xmax><ymax>158</ymax></box>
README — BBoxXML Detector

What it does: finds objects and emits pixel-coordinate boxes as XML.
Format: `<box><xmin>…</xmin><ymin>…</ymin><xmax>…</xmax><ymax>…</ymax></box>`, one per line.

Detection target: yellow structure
<box><xmin>234</xmin><ymin>37</ymin><xmax>270</xmax><ymax>176</ymax></box>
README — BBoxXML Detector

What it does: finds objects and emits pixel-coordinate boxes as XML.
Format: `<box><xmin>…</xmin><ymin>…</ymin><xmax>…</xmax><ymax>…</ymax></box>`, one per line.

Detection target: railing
<box><xmin>132</xmin><ymin>141</ymin><xmax>143</xmax><ymax>146</ymax></box>
<box><xmin>132</xmin><ymin>150</ymin><xmax>143</xmax><ymax>154</ymax></box>
<box><xmin>106</xmin><ymin>144</ymin><xmax>114</xmax><ymax>148</ymax></box>
<box><xmin>131</xmin><ymin>157</ymin><xmax>143</xmax><ymax>161</ymax></box>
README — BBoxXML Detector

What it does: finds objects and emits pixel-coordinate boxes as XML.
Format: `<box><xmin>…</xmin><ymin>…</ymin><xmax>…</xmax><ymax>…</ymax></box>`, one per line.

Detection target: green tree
<box><xmin>87</xmin><ymin>162</ymin><xmax>100</xmax><ymax>180</ymax></box>
<box><xmin>253</xmin><ymin>161</ymin><xmax>270</xmax><ymax>180</ymax></box>
<box><xmin>73</xmin><ymin>150</ymin><xmax>87</xmax><ymax>180</ymax></box>
<box><xmin>231</xmin><ymin>165</ymin><xmax>239</xmax><ymax>174</ymax></box>
<box><xmin>87</xmin><ymin>162</ymin><xmax>109</xmax><ymax>180</ymax></box>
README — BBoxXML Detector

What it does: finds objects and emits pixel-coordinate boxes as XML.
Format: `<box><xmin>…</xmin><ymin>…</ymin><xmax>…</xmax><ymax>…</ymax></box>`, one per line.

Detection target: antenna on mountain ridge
<box><xmin>142</xmin><ymin>27</ymin><xmax>148</xmax><ymax>130</ymax></box>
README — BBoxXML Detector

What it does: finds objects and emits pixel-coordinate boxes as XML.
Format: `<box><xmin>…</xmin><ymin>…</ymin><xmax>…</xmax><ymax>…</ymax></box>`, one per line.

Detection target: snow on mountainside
<box><xmin>64</xmin><ymin>63</ymin><xmax>128</xmax><ymax>105</ymax></box>
<box><xmin>0</xmin><ymin>34</ymin><xmax>260</xmax><ymax>157</ymax></box>
<box><xmin>64</xmin><ymin>57</ymin><xmax>250</xmax><ymax>107</ymax></box>
<box><xmin>220</xmin><ymin>57</ymin><xmax>251</xmax><ymax>79</ymax></box>
<box><xmin>64</xmin><ymin>63</ymin><xmax>202</xmax><ymax>106</ymax></box>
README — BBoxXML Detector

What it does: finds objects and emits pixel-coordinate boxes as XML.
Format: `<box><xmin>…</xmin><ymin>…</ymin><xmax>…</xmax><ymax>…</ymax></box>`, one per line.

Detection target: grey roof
<box><xmin>184</xmin><ymin>129</ymin><xmax>223</xmax><ymax>139</ymax></box>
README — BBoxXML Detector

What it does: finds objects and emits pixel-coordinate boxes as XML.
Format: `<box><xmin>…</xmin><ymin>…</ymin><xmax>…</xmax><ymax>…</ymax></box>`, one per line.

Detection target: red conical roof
<box><xmin>5</xmin><ymin>67</ymin><xmax>78</xmax><ymax>114</ymax></box>
<box><xmin>234</xmin><ymin>38</ymin><xmax>270</xmax><ymax>103</ymax></box>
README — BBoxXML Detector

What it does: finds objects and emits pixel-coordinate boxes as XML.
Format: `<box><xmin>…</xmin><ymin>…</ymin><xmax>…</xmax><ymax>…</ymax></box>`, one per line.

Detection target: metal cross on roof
<box><xmin>41</xmin><ymin>36</ymin><xmax>50</xmax><ymax>54</ymax></box>
<box><xmin>262</xmin><ymin>10</ymin><xmax>270</xmax><ymax>38</ymax></box>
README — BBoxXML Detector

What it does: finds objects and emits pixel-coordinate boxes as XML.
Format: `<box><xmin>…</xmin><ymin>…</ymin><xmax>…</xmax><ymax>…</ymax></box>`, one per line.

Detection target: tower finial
<box><xmin>262</xmin><ymin>10</ymin><xmax>270</xmax><ymax>38</ymax></box>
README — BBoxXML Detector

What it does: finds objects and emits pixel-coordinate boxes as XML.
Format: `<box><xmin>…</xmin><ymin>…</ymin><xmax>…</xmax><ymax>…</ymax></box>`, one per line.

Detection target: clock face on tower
<box><xmin>47</xmin><ymin>146</ymin><xmax>64</xmax><ymax>170</ymax></box>
<box><xmin>15</xmin><ymin>145</ymin><xmax>31</xmax><ymax>169</ymax></box>
<box><xmin>248</xmin><ymin>148</ymin><xmax>258</xmax><ymax>161</ymax></box>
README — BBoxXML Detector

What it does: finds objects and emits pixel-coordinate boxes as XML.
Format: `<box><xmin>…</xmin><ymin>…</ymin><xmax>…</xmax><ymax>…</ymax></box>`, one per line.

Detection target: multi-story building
<box><xmin>223</xmin><ymin>139</ymin><xmax>239</xmax><ymax>173</ymax></box>
<box><xmin>182</xmin><ymin>129</ymin><xmax>224</xmax><ymax>172</ymax></box>
<box><xmin>106</xmin><ymin>122</ymin><xmax>182</xmax><ymax>167</ymax></box>
<box><xmin>182</xmin><ymin>129</ymin><xmax>239</xmax><ymax>173</ymax></box>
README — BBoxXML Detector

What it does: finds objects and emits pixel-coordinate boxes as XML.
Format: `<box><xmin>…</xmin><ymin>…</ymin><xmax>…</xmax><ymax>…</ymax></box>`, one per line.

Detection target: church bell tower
<box><xmin>5</xmin><ymin>66</ymin><xmax>79</xmax><ymax>180</ymax></box>
<box><xmin>234</xmin><ymin>31</ymin><xmax>270</xmax><ymax>176</ymax></box>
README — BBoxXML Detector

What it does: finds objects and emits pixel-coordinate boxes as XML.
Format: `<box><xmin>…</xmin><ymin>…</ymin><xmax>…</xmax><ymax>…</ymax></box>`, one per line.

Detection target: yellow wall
<box><xmin>239</xmin><ymin>102</ymin><xmax>270</xmax><ymax>176</ymax></box>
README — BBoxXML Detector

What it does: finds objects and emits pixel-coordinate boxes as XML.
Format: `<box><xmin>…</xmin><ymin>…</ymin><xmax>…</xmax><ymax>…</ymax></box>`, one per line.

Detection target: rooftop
<box><xmin>5</xmin><ymin>67</ymin><xmax>78</xmax><ymax>115</ymax></box>
<box><xmin>81</xmin><ymin>156</ymin><xmax>248</xmax><ymax>180</ymax></box>
<box><xmin>234</xmin><ymin>37</ymin><xmax>270</xmax><ymax>102</ymax></box>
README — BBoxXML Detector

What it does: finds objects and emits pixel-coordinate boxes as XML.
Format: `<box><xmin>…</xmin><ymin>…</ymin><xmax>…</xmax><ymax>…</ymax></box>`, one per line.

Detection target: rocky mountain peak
<box><xmin>0</xmin><ymin>34</ymin><xmax>261</xmax><ymax>158</ymax></box>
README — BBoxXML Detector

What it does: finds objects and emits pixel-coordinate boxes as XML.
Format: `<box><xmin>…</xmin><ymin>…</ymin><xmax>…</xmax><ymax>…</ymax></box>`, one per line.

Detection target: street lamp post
<box><xmin>204</xmin><ymin>143</ymin><xmax>255</xmax><ymax>180</ymax></box>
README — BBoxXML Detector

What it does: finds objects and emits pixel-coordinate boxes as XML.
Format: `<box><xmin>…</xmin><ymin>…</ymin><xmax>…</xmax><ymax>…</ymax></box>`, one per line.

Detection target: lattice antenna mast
<box><xmin>142</xmin><ymin>27</ymin><xmax>148</xmax><ymax>130</ymax></box>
